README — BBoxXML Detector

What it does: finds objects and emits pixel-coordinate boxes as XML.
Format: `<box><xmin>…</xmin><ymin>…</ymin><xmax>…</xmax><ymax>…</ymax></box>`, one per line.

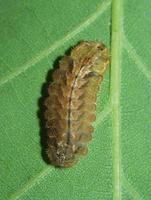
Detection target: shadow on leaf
<box><xmin>37</xmin><ymin>56</ymin><xmax>62</xmax><ymax>164</ymax></box>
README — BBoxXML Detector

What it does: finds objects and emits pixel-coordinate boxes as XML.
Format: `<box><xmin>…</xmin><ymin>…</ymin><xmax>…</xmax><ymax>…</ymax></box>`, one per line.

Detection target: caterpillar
<box><xmin>44</xmin><ymin>41</ymin><xmax>109</xmax><ymax>167</ymax></box>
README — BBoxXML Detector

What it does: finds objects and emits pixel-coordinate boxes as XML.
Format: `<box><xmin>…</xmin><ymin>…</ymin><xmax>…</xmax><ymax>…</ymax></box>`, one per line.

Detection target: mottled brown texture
<box><xmin>44</xmin><ymin>41</ymin><xmax>109</xmax><ymax>167</ymax></box>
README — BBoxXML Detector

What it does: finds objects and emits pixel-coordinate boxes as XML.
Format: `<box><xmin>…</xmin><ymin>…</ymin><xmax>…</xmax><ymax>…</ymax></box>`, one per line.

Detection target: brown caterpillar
<box><xmin>44</xmin><ymin>41</ymin><xmax>109</xmax><ymax>167</ymax></box>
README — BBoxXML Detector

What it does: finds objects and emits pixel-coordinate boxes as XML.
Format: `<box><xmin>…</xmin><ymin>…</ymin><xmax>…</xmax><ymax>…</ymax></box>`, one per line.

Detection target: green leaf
<box><xmin>0</xmin><ymin>0</ymin><xmax>151</xmax><ymax>199</ymax></box>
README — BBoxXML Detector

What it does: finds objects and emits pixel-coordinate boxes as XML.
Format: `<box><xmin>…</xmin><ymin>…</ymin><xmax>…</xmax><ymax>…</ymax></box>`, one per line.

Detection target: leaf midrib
<box><xmin>110</xmin><ymin>0</ymin><xmax>122</xmax><ymax>199</ymax></box>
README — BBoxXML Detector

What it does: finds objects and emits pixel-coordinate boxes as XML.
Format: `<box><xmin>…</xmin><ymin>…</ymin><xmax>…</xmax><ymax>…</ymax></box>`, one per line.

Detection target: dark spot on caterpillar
<box><xmin>41</xmin><ymin>41</ymin><xmax>109</xmax><ymax>167</ymax></box>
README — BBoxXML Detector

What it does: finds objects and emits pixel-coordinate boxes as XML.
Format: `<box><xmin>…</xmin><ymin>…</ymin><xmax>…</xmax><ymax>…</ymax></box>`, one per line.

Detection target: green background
<box><xmin>0</xmin><ymin>0</ymin><xmax>151</xmax><ymax>199</ymax></box>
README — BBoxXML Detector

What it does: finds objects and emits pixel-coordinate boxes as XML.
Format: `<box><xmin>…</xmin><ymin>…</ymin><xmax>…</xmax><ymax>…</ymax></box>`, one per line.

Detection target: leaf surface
<box><xmin>0</xmin><ymin>0</ymin><xmax>151</xmax><ymax>199</ymax></box>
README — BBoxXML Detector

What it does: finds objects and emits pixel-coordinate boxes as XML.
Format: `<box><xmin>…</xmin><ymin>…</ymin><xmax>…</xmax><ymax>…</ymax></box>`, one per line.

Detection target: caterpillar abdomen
<box><xmin>44</xmin><ymin>41</ymin><xmax>109</xmax><ymax>167</ymax></box>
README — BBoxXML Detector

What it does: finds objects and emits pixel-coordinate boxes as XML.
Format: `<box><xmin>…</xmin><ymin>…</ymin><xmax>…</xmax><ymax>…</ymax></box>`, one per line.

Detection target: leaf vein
<box><xmin>122</xmin><ymin>175</ymin><xmax>143</xmax><ymax>200</ymax></box>
<box><xmin>10</xmin><ymin>167</ymin><xmax>54</xmax><ymax>200</ymax></box>
<box><xmin>123</xmin><ymin>35</ymin><xmax>151</xmax><ymax>82</ymax></box>
<box><xmin>0</xmin><ymin>0</ymin><xmax>111</xmax><ymax>87</ymax></box>
<box><xmin>94</xmin><ymin>101</ymin><xmax>111</xmax><ymax>127</ymax></box>
<box><xmin>9</xmin><ymin>102</ymin><xmax>111</xmax><ymax>200</ymax></box>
